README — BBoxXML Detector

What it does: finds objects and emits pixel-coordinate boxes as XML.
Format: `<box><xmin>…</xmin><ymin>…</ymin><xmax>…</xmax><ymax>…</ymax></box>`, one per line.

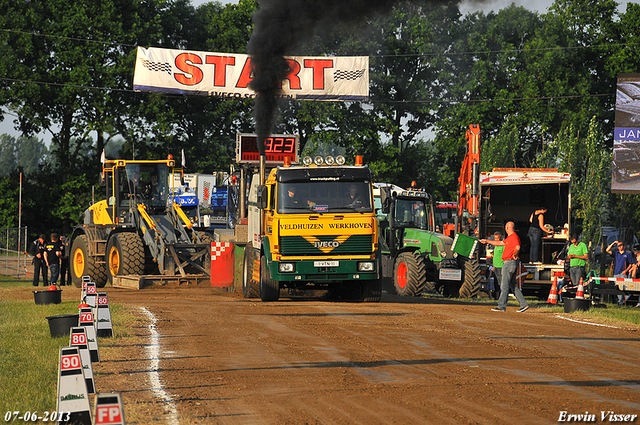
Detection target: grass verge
<box><xmin>0</xmin><ymin>277</ymin><xmax>140</xmax><ymax>417</ymax></box>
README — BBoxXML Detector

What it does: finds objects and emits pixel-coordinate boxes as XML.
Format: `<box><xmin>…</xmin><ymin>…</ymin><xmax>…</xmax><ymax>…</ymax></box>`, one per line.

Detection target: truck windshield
<box><xmin>395</xmin><ymin>198</ymin><xmax>428</xmax><ymax>229</ymax></box>
<box><xmin>277</xmin><ymin>181</ymin><xmax>373</xmax><ymax>214</ymax></box>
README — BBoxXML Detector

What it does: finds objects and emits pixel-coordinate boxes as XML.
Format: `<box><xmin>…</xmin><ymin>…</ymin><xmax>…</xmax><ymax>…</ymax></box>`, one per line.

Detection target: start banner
<box><xmin>133</xmin><ymin>46</ymin><xmax>369</xmax><ymax>101</ymax></box>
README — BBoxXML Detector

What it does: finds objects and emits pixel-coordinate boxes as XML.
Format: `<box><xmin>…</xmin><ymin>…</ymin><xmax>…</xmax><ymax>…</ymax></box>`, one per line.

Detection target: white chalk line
<box><xmin>554</xmin><ymin>314</ymin><xmax>619</xmax><ymax>329</ymax></box>
<box><xmin>140</xmin><ymin>307</ymin><xmax>180</xmax><ymax>425</ymax></box>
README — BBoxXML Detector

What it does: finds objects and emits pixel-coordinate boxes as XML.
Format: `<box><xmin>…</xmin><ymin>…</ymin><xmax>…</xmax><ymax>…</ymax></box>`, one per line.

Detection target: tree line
<box><xmin>0</xmin><ymin>0</ymin><xmax>639</xmax><ymax>247</ymax></box>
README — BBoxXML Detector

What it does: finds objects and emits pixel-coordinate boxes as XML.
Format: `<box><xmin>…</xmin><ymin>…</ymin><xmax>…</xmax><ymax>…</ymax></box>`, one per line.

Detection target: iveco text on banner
<box><xmin>133</xmin><ymin>46</ymin><xmax>369</xmax><ymax>101</ymax></box>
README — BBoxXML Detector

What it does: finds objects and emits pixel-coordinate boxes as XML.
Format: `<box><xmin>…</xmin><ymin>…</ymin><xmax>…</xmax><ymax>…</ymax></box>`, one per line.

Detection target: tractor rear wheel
<box><xmin>70</xmin><ymin>235</ymin><xmax>107</xmax><ymax>288</ymax></box>
<box><xmin>106</xmin><ymin>233</ymin><xmax>145</xmax><ymax>284</ymax></box>
<box><xmin>242</xmin><ymin>247</ymin><xmax>260</xmax><ymax>298</ymax></box>
<box><xmin>459</xmin><ymin>257</ymin><xmax>481</xmax><ymax>298</ymax></box>
<box><xmin>393</xmin><ymin>252</ymin><xmax>427</xmax><ymax>297</ymax></box>
<box><xmin>260</xmin><ymin>255</ymin><xmax>280</xmax><ymax>301</ymax></box>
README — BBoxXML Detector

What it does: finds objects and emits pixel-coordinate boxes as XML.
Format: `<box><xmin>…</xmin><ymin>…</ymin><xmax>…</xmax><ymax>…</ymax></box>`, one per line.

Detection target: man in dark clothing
<box><xmin>29</xmin><ymin>234</ymin><xmax>48</xmax><ymax>287</ymax></box>
<box><xmin>44</xmin><ymin>233</ymin><xmax>63</xmax><ymax>285</ymax></box>
<box><xmin>59</xmin><ymin>235</ymin><xmax>71</xmax><ymax>286</ymax></box>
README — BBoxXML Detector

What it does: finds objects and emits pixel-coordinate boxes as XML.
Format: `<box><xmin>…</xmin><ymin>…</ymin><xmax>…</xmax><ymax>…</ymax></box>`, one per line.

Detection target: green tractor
<box><xmin>374</xmin><ymin>183</ymin><xmax>480</xmax><ymax>298</ymax></box>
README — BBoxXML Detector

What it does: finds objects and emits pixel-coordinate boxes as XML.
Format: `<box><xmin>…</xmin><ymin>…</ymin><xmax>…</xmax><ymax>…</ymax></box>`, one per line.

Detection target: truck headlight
<box><xmin>358</xmin><ymin>261</ymin><xmax>375</xmax><ymax>272</ymax></box>
<box><xmin>279</xmin><ymin>263</ymin><xmax>295</xmax><ymax>273</ymax></box>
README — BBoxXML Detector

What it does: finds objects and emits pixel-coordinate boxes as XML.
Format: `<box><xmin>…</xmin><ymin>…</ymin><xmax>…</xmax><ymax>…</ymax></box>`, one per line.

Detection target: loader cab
<box><xmin>107</xmin><ymin>162</ymin><xmax>170</xmax><ymax>223</ymax></box>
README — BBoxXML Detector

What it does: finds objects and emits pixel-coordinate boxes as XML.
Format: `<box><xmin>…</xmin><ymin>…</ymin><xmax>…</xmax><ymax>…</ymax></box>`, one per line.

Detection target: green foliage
<box><xmin>480</xmin><ymin>118</ymin><xmax>520</xmax><ymax>171</ymax></box>
<box><xmin>0</xmin><ymin>176</ymin><xmax>19</xmax><ymax>228</ymax></box>
<box><xmin>51</xmin><ymin>175</ymin><xmax>94</xmax><ymax>225</ymax></box>
<box><xmin>555</xmin><ymin>117</ymin><xmax>612</xmax><ymax>254</ymax></box>
<box><xmin>0</xmin><ymin>134</ymin><xmax>47</xmax><ymax>177</ymax></box>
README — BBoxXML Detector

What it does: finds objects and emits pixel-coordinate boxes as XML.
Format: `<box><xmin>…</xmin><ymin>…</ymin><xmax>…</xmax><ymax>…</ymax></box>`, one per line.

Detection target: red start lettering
<box><xmin>235</xmin><ymin>57</ymin><xmax>253</xmax><ymax>88</ymax></box>
<box><xmin>205</xmin><ymin>55</ymin><xmax>236</xmax><ymax>87</ymax></box>
<box><xmin>283</xmin><ymin>59</ymin><xmax>301</xmax><ymax>90</ymax></box>
<box><xmin>171</xmin><ymin>54</ymin><xmax>333</xmax><ymax>91</ymax></box>
<box><xmin>304</xmin><ymin>59</ymin><xmax>333</xmax><ymax>90</ymax></box>
<box><xmin>175</xmin><ymin>53</ymin><xmax>204</xmax><ymax>86</ymax></box>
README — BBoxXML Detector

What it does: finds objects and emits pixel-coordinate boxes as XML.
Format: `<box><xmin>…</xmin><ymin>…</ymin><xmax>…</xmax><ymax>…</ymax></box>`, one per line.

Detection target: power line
<box><xmin>0</xmin><ymin>28</ymin><xmax>137</xmax><ymax>49</ymax></box>
<box><xmin>1</xmin><ymin>27</ymin><xmax>636</xmax><ymax>59</ymax></box>
<box><xmin>0</xmin><ymin>76</ymin><xmax>615</xmax><ymax>104</ymax></box>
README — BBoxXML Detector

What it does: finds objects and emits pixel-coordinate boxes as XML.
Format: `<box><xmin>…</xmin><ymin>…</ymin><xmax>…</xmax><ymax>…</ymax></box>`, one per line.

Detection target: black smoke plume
<box><xmin>247</xmin><ymin>0</ymin><xmax>404</xmax><ymax>155</ymax></box>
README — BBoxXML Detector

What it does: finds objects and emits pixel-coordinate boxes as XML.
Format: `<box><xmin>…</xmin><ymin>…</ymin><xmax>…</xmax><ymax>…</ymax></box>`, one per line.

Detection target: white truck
<box><xmin>475</xmin><ymin>168</ymin><xmax>571</xmax><ymax>297</ymax></box>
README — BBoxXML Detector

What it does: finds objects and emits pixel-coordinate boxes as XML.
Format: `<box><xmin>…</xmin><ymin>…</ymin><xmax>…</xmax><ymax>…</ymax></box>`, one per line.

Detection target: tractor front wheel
<box><xmin>70</xmin><ymin>235</ymin><xmax>108</xmax><ymax>288</ymax></box>
<box><xmin>393</xmin><ymin>252</ymin><xmax>426</xmax><ymax>297</ymax></box>
<box><xmin>106</xmin><ymin>233</ymin><xmax>144</xmax><ymax>284</ymax></box>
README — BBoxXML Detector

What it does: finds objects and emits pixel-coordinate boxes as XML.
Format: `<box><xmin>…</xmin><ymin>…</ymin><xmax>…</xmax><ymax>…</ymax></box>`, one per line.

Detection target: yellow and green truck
<box><xmin>242</xmin><ymin>155</ymin><xmax>381</xmax><ymax>302</ymax></box>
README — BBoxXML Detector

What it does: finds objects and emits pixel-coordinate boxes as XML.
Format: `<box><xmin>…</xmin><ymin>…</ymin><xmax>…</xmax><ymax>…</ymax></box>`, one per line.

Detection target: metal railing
<box><xmin>0</xmin><ymin>227</ymin><xmax>29</xmax><ymax>279</ymax></box>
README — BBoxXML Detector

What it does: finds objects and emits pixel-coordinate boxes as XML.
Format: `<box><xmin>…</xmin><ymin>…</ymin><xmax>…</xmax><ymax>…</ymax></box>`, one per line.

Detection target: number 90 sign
<box><xmin>61</xmin><ymin>354</ymin><xmax>82</xmax><ymax>371</ymax></box>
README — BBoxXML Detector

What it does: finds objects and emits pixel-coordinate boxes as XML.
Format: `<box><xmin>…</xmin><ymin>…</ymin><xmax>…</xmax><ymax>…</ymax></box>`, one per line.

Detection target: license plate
<box><xmin>439</xmin><ymin>268</ymin><xmax>462</xmax><ymax>281</ymax></box>
<box><xmin>314</xmin><ymin>261</ymin><xmax>339</xmax><ymax>267</ymax></box>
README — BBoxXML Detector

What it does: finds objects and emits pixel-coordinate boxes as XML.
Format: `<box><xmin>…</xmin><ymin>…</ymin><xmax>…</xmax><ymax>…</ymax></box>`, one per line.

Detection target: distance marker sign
<box><xmin>57</xmin><ymin>347</ymin><xmax>91</xmax><ymax>425</ymax></box>
<box><xmin>93</xmin><ymin>393</ymin><xmax>125</xmax><ymax>425</ymax></box>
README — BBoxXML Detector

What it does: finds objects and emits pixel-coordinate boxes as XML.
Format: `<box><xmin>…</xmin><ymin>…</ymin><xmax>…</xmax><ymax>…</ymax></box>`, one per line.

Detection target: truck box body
<box><xmin>478</xmin><ymin>169</ymin><xmax>571</xmax><ymax>293</ymax></box>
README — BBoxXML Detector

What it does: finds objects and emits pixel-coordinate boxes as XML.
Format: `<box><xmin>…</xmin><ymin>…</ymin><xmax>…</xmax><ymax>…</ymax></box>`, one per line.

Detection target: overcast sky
<box><xmin>1</xmin><ymin>0</ymin><xmax>631</xmax><ymax>142</ymax></box>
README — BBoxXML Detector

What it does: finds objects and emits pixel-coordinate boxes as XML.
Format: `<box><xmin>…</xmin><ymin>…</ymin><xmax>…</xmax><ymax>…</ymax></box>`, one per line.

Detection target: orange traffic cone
<box><xmin>547</xmin><ymin>277</ymin><xmax>558</xmax><ymax>304</ymax></box>
<box><xmin>575</xmin><ymin>277</ymin><xmax>585</xmax><ymax>299</ymax></box>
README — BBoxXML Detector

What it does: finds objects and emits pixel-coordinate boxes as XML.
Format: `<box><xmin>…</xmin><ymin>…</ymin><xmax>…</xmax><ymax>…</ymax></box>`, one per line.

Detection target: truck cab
<box><xmin>243</xmin><ymin>155</ymin><xmax>381</xmax><ymax>302</ymax></box>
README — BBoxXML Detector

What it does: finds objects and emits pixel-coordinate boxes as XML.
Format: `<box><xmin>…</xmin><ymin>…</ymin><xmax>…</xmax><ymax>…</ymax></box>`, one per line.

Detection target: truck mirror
<box><xmin>99</xmin><ymin>172</ymin><xmax>105</xmax><ymax>187</ymax></box>
<box><xmin>380</xmin><ymin>187</ymin><xmax>391</xmax><ymax>214</ymax></box>
<box><xmin>257</xmin><ymin>185</ymin><xmax>268</xmax><ymax>209</ymax></box>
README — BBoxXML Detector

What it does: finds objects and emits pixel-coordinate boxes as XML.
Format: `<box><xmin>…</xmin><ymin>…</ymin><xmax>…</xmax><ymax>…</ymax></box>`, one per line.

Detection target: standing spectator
<box><xmin>59</xmin><ymin>235</ymin><xmax>71</xmax><ymax>286</ymax></box>
<box><xmin>29</xmin><ymin>234</ymin><xmax>48</xmax><ymax>287</ymax></box>
<box><xmin>481</xmin><ymin>221</ymin><xmax>529</xmax><ymax>312</ymax></box>
<box><xmin>606</xmin><ymin>240</ymin><xmax>634</xmax><ymax>305</ymax></box>
<box><xmin>486</xmin><ymin>231</ymin><xmax>504</xmax><ymax>300</ymax></box>
<box><xmin>528</xmin><ymin>207</ymin><xmax>554</xmax><ymax>264</ymax></box>
<box><xmin>629</xmin><ymin>245</ymin><xmax>640</xmax><ymax>308</ymax></box>
<box><xmin>44</xmin><ymin>233</ymin><xmax>63</xmax><ymax>285</ymax></box>
<box><xmin>566</xmin><ymin>234</ymin><xmax>588</xmax><ymax>288</ymax></box>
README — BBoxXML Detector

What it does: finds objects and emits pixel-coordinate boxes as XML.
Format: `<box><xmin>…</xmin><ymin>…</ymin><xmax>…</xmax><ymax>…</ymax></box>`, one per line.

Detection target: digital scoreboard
<box><xmin>235</xmin><ymin>134</ymin><xmax>300</xmax><ymax>165</ymax></box>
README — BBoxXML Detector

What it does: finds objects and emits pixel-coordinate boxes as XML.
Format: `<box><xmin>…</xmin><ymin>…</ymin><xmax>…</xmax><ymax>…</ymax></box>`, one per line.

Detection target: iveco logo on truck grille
<box><xmin>314</xmin><ymin>241</ymin><xmax>340</xmax><ymax>248</ymax></box>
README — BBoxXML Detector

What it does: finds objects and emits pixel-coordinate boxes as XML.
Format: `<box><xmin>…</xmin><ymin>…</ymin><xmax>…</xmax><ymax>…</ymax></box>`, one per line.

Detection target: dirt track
<box><xmin>88</xmin><ymin>287</ymin><xmax>640</xmax><ymax>424</ymax></box>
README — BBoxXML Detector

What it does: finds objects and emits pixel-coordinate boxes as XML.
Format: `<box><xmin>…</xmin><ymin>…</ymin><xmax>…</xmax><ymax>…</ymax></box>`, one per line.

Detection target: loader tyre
<box><xmin>71</xmin><ymin>235</ymin><xmax>108</xmax><ymax>288</ymax></box>
<box><xmin>394</xmin><ymin>252</ymin><xmax>426</xmax><ymax>297</ymax></box>
<box><xmin>260</xmin><ymin>255</ymin><xmax>280</xmax><ymax>301</ymax></box>
<box><xmin>242</xmin><ymin>247</ymin><xmax>260</xmax><ymax>298</ymax></box>
<box><xmin>458</xmin><ymin>257</ymin><xmax>481</xmax><ymax>298</ymax></box>
<box><xmin>106</xmin><ymin>233</ymin><xmax>144</xmax><ymax>284</ymax></box>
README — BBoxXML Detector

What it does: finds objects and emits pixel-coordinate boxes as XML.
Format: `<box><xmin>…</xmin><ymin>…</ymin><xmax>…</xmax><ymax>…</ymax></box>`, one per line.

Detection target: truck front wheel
<box><xmin>242</xmin><ymin>247</ymin><xmax>260</xmax><ymax>298</ymax></box>
<box><xmin>260</xmin><ymin>255</ymin><xmax>280</xmax><ymax>301</ymax></box>
<box><xmin>394</xmin><ymin>252</ymin><xmax>426</xmax><ymax>297</ymax></box>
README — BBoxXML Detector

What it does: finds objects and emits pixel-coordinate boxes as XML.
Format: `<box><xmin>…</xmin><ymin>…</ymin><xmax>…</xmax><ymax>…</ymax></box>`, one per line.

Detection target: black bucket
<box><xmin>45</xmin><ymin>314</ymin><xmax>79</xmax><ymax>338</ymax></box>
<box><xmin>33</xmin><ymin>290</ymin><xmax>62</xmax><ymax>305</ymax></box>
<box><xmin>563</xmin><ymin>297</ymin><xmax>591</xmax><ymax>313</ymax></box>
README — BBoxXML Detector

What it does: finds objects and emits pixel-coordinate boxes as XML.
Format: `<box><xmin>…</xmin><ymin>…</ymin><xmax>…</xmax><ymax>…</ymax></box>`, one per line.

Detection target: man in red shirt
<box><xmin>481</xmin><ymin>221</ymin><xmax>529</xmax><ymax>312</ymax></box>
